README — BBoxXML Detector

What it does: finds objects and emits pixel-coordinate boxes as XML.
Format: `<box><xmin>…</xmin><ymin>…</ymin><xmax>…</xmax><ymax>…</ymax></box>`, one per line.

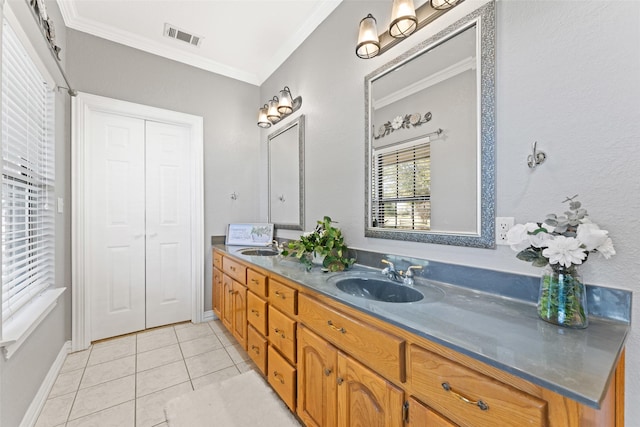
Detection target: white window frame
<box><xmin>0</xmin><ymin>6</ymin><xmax>64</xmax><ymax>360</ymax></box>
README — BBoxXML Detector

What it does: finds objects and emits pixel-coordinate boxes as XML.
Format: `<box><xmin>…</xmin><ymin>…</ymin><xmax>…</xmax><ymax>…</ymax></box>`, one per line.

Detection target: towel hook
<box><xmin>527</xmin><ymin>141</ymin><xmax>546</xmax><ymax>169</ymax></box>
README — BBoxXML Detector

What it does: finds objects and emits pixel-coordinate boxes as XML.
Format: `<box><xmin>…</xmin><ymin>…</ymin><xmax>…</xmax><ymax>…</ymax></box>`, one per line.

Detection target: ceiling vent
<box><xmin>163</xmin><ymin>23</ymin><xmax>202</xmax><ymax>47</ymax></box>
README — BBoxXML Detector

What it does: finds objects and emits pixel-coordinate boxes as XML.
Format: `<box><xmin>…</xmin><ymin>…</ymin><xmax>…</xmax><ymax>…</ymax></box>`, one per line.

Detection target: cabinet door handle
<box><xmin>273</xmin><ymin>328</ymin><xmax>286</xmax><ymax>339</ymax></box>
<box><xmin>250</xmin><ymin>309</ymin><xmax>260</xmax><ymax>316</ymax></box>
<box><xmin>251</xmin><ymin>345</ymin><xmax>260</xmax><ymax>354</ymax></box>
<box><xmin>336</xmin><ymin>377</ymin><xmax>344</xmax><ymax>385</ymax></box>
<box><xmin>250</xmin><ymin>279</ymin><xmax>259</xmax><ymax>284</ymax></box>
<box><xmin>273</xmin><ymin>371</ymin><xmax>285</xmax><ymax>384</ymax></box>
<box><xmin>327</xmin><ymin>320</ymin><xmax>346</xmax><ymax>334</ymax></box>
<box><xmin>274</xmin><ymin>290</ymin><xmax>286</xmax><ymax>299</ymax></box>
<box><xmin>441</xmin><ymin>382</ymin><xmax>489</xmax><ymax>411</ymax></box>
<box><xmin>324</xmin><ymin>368</ymin><xmax>332</xmax><ymax>376</ymax></box>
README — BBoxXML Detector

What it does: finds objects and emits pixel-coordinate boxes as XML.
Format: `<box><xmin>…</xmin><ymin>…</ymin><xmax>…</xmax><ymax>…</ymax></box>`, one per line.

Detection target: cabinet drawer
<box><xmin>268</xmin><ymin>345</ymin><xmax>296</xmax><ymax>412</ymax></box>
<box><xmin>268</xmin><ymin>279</ymin><xmax>297</xmax><ymax>317</ymax></box>
<box><xmin>409</xmin><ymin>345</ymin><xmax>547</xmax><ymax>427</ymax></box>
<box><xmin>222</xmin><ymin>256</ymin><xmax>246</xmax><ymax>283</ymax></box>
<box><xmin>247</xmin><ymin>291</ymin><xmax>268</xmax><ymax>336</ymax></box>
<box><xmin>268</xmin><ymin>306</ymin><xmax>297</xmax><ymax>363</ymax></box>
<box><xmin>247</xmin><ymin>269</ymin><xmax>268</xmax><ymax>298</ymax></box>
<box><xmin>213</xmin><ymin>251</ymin><xmax>223</xmax><ymax>270</ymax></box>
<box><xmin>247</xmin><ymin>325</ymin><xmax>267</xmax><ymax>376</ymax></box>
<box><xmin>298</xmin><ymin>294</ymin><xmax>405</xmax><ymax>383</ymax></box>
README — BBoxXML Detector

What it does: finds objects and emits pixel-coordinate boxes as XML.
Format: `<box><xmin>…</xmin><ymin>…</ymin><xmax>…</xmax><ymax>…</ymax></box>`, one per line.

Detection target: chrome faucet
<box><xmin>381</xmin><ymin>259</ymin><xmax>423</xmax><ymax>286</ymax></box>
<box><xmin>381</xmin><ymin>259</ymin><xmax>401</xmax><ymax>282</ymax></box>
<box><xmin>403</xmin><ymin>265</ymin><xmax>423</xmax><ymax>286</ymax></box>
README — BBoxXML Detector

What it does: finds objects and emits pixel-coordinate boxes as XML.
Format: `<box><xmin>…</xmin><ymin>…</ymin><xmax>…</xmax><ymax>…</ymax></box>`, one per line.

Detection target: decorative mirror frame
<box><xmin>364</xmin><ymin>1</ymin><xmax>495</xmax><ymax>248</ymax></box>
<box><xmin>268</xmin><ymin>114</ymin><xmax>305</xmax><ymax>230</ymax></box>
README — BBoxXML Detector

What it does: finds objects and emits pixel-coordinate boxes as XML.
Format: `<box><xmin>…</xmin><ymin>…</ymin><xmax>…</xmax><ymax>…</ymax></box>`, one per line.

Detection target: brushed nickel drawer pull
<box><xmin>274</xmin><ymin>290</ymin><xmax>286</xmax><ymax>299</ymax></box>
<box><xmin>251</xmin><ymin>309</ymin><xmax>260</xmax><ymax>316</ymax></box>
<box><xmin>250</xmin><ymin>278</ymin><xmax>259</xmax><ymax>284</ymax></box>
<box><xmin>441</xmin><ymin>382</ymin><xmax>489</xmax><ymax>411</ymax></box>
<box><xmin>251</xmin><ymin>345</ymin><xmax>260</xmax><ymax>354</ymax></box>
<box><xmin>273</xmin><ymin>328</ymin><xmax>286</xmax><ymax>338</ymax></box>
<box><xmin>273</xmin><ymin>371</ymin><xmax>285</xmax><ymax>384</ymax></box>
<box><xmin>229</xmin><ymin>266</ymin><xmax>236</xmax><ymax>271</ymax></box>
<box><xmin>324</xmin><ymin>368</ymin><xmax>332</xmax><ymax>376</ymax></box>
<box><xmin>327</xmin><ymin>320</ymin><xmax>346</xmax><ymax>334</ymax></box>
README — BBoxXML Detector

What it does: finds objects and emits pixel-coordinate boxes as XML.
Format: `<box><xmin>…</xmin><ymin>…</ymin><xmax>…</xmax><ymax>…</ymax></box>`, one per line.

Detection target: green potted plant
<box><xmin>281</xmin><ymin>216</ymin><xmax>355</xmax><ymax>272</ymax></box>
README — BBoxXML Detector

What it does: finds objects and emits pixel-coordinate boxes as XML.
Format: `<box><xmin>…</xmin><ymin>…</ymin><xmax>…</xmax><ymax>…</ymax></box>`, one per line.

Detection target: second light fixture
<box><xmin>257</xmin><ymin>86</ymin><xmax>302</xmax><ymax>128</ymax></box>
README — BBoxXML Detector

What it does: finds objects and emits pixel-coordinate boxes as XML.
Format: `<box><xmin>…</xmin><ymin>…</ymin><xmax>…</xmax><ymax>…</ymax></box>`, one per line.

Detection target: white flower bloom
<box><xmin>596</xmin><ymin>237</ymin><xmax>616</xmax><ymax>259</ymax></box>
<box><xmin>576</xmin><ymin>223</ymin><xmax>609</xmax><ymax>251</ymax></box>
<box><xmin>391</xmin><ymin>116</ymin><xmax>403</xmax><ymax>130</ymax></box>
<box><xmin>506</xmin><ymin>223</ymin><xmax>538</xmax><ymax>251</ymax></box>
<box><xmin>542</xmin><ymin>236</ymin><xmax>587</xmax><ymax>268</ymax></box>
<box><xmin>529</xmin><ymin>231</ymin><xmax>553</xmax><ymax>248</ymax></box>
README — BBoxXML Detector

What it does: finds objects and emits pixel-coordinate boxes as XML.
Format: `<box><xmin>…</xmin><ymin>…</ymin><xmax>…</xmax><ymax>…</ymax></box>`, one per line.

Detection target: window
<box><xmin>372</xmin><ymin>139</ymin><xmax>431</xmax><ymax>230</ymax></box>
<box><xmin>1</xmin><ymin>19</ymin><xmax>55</xmax><ymax>323</ymax></box>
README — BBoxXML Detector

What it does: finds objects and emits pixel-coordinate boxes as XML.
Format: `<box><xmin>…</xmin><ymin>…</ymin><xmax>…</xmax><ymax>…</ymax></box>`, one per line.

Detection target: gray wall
<box><xmin>0</xmin><ymin>0</ymin><xmax>71</xmax><ymax>425</ymax></box>
<box><xmin>65</xmin><ymin>30</ymin><xmax>262</xmax><ymax>314</ymax></box>
<box><xmin>262</xmin><ymin>0</ymin><xmax>640</xmax><ymax>420</ymax></box>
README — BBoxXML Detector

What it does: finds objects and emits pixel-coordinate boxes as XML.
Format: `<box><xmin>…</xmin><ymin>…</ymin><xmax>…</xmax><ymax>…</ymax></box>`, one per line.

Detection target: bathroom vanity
<box><xmin>212</xmin><ymin>246</ymin><xmax>628</xmax><ymax>426</ymax></box>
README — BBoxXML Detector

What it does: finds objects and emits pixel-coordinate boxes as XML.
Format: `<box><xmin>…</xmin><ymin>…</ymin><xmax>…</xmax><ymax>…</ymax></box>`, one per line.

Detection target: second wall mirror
<box><xmin>268</xmin><ymin>114</ymin><xmax>305</xmax><ymax>230</ymax></box>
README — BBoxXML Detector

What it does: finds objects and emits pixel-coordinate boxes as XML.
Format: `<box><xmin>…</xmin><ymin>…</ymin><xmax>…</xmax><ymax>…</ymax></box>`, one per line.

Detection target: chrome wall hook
<box><xmin>230</xmin><ymin>192</ymin><xmax>238</xmax><ymax>200</ymax></box>
<box><xmin>527</xmin><ymin>141</ymin><xmax>546</xmax><ymax>169</ymax></box>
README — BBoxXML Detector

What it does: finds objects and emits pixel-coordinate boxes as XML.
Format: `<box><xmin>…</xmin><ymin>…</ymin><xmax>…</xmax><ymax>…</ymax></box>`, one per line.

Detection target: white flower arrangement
<box><xmin>506</xmin><ymin>196</ymin><xmax>615</xmax><ymax>269</ymax></box>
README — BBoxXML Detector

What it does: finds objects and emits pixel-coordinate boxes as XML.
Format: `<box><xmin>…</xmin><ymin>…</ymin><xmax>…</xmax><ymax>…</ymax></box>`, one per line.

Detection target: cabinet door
<box><xmin>337</xmin><ymin>353</ymin><xmax>404</xmax><ymax>427</ymax></box>
<box><xmin>232</xmin><ymin>280</ymin><xmax>247</xmax><ymax>348</ymax></box>
<box><xmin>212</xmin><ymin>267</ymin><xmax>223</xmax><ymax>319</ymax></box>
<box><xmin>297</xmin><ymin>325</ymin><xmax>338</xmax><ymax>427</ymax></box>
<box><xmin>221</xmin><ymin>274</ymin><xmax>234</xmax><ymax>331</ymax></box>
<box><xmin>407</xmin><ymin>396</ymin><xmax>458</xmax><ymax>427</ymax></box>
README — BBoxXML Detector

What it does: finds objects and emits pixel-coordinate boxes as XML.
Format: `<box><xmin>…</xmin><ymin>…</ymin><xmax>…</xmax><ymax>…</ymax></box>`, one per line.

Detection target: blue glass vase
<box><xmin>537</xmin><ymin>265</ymin><xmax>588</xmax><ymax>329</ymax></box>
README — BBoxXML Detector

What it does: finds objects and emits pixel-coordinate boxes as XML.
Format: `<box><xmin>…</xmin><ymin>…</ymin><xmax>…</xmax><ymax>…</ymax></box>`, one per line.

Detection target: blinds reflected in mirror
<box><xmin>372</xmin><ymin>139</ymin><xmax>430</xmax><ymax>230</ymax></box>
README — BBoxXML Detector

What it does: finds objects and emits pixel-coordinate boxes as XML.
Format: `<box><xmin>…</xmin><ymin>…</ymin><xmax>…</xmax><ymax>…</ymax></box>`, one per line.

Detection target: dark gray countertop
<box><xmin>215</xmin><ymin>244</ymin><xmax>630</xmax><ymax>409</ymax></box>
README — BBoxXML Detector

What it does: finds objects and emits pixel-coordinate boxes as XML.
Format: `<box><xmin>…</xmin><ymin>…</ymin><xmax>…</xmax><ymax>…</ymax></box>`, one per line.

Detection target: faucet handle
<box><xmin>406</xmin><ymin>265</ymin><xmax>423</xmax><ymax>277</ymax></box>
<box><xmin>381</xmin><ymin>259</ymin><xmax>395</xmax><ymax>269</ymax></box>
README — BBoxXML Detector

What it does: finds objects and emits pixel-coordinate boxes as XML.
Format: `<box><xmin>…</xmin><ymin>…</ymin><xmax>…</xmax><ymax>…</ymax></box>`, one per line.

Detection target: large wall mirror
<box><xmin>268</xmin><ymin>115</ymin><xmax>305</xmax><ymax>230</ymax></box>
<box><xmin>365</xmin><ymin>2</ymin><xmax>495</xmax><ymax>248</ymax></box>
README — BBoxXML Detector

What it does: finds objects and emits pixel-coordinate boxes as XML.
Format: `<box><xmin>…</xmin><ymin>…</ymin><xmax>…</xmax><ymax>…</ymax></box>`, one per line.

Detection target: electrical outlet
<box><xmin>496</xmin><ymin>217</ymin><xmax>514</xmax><ymax>245</ymax></box>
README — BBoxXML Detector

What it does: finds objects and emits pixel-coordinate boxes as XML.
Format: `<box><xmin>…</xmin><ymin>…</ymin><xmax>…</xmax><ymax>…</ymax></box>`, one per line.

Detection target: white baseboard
<box><xmin>20</xmin><ymin>340</ymin><xmax>71</xmax><ymax>427</ymax></box>
<box><xmin>203</xmin><ymin>310</ymin><xmax>216</xmax><ymax>322</ymax></box>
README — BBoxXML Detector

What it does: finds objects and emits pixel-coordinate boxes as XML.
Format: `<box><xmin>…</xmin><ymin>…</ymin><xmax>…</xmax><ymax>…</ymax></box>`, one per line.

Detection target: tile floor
<box><xmin>34</xmin><ymin>320</ymin><xmax>257</xmax><ymax>427</ymax></box>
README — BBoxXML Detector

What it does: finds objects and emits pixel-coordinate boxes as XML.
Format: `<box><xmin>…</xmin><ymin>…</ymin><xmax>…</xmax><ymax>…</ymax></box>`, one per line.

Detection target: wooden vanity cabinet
<box><xmin>406</xmin><ymin>396</ymin><xmax>458</xmax><ymax>427</ymax></box>
<box><xmin>212</xmin><ymin>265</ymin><xmax>223</xmax><ymax>319</ymax></box>
<box><xmin>212</xmin><ymin>250</ymin><xmax>625</xmax><ymax>427</ymax></box>
<box><xmin>298</xmin><ymin>325</ymin><xmax>338</xmax><ymax>427</ymax></box>
<box><xmin>297</xmin><ymin>324</ymin><xmax>404</xmax><ymax>427</ymax></box>
<box><xmin>231</xmin><ymin>280</ymin><xmax>247</xmax><ymax>348</ymax></box>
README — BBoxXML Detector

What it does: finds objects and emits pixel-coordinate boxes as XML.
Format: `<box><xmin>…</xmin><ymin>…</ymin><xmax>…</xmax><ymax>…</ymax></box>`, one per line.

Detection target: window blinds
<box><xmin>372</xmin><ymin>141</ymin><xmax>431</xmax><ymax>230</ymax></box>
<box><xmin>1</xmin><ymin>19</ymin><xmax>55</xmax><ymax>322</ymax></box>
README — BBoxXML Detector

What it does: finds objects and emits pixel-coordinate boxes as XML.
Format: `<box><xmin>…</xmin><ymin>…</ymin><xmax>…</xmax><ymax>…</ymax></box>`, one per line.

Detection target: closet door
<box><xmin>145</xmin><ymin>121</ymin><xmax>192</xmax><ymax>327</ymax></box>
<box><xmin>89</xmin><ymin>112</ymin><xmax>146</xmax><ymax>341</ymax></box>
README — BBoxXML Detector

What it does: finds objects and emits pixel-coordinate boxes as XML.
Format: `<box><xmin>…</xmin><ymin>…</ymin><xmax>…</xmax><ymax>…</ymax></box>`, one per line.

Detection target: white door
<box><xmin>88</xmin><ymin>114</ymin><xmax>193</xmax><ymax>341</ymax></box>
<box><xmin>145</xmin><ymin>121</ymin><xmax>192</xmax><ymax>328</ymax></box>
<box><xmin>88</xmin><ymin>112</ymin><xmax>146</xmax><ymax>340</ymax></box>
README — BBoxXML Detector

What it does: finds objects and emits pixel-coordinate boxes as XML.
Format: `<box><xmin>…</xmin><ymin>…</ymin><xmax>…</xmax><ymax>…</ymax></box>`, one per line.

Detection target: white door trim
<box><xmin>71</xmin><ymin>92</ymin><xmax>204</xmax><ymax>351</ymax></box>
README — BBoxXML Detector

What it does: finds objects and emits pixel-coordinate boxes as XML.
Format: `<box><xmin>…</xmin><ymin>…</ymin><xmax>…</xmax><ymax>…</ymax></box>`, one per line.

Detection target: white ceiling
<box><xmin>56</xmin><ymin>0</ymin><xmax>343</xmax><ymax>86</ymax></box>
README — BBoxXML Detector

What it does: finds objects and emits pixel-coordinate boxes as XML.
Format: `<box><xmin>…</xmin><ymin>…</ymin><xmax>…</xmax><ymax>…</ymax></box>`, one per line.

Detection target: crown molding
<box><xmin>57</xmin><ymin>0</ymin><xmax>342</xmax><ymax>86</ymax></box>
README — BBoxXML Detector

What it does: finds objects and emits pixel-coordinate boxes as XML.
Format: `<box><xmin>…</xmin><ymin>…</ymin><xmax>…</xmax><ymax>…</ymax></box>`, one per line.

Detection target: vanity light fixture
<box><xmin>430</xmin><ymin>0</ymin><xmax>461</xmax><ymax>10</ymax></box>
<box><xmin>257</xmin><ymin>86</ymin><xmax>302</xmax><ymax>128</ymax></box>
<box><xmin>356</xmin><ymin>0</ymin><xmax>463</xmax><ymax>59</ymax></box>
<box><xmin>356</xmin><ymin>14</ymin><xmax>380</xmax><ymax>59</ymax></box>
<box><xmin>389</xmin><ymin>0</ymin><xmax>417</xmax><ymax>38</ymax></box>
